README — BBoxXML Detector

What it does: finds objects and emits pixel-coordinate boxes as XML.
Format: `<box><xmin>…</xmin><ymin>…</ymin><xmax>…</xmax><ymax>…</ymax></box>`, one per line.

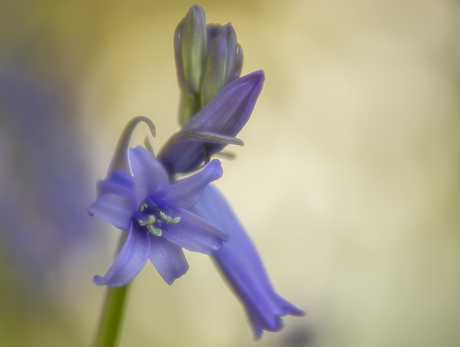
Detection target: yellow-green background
<box><xmin>1</xmin><ymin>0</ymin><xmax>460</xmax><ymax>346</ymax></box>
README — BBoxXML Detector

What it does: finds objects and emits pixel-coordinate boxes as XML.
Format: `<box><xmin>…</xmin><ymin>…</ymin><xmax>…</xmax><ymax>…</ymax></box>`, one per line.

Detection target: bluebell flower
<box><xmin>169</xmin><ymin>7</ymin><xmax>303</xmax><ymax>337</ymax></box>
<box><xmin>88</xmin><ymin>5</ymin><xmax>303</xmax><ymax>340</ymax></box>
<box><xmin>158</xmin><ymin>70</ymin><xmax>264</xmax><ymax>174</ymax></box>
<box><xmin>192</xmin><ymin>185</ymin><xmax>305</xmax><ymax>339</ymax></box>
<box><xmin>87</xmin><ymin>146</ymin><xmax>228</xmax><ymax>286</ymax></box>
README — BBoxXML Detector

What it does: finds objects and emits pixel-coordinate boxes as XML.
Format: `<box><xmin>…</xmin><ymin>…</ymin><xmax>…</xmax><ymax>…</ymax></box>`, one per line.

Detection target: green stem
<box><xmin>93</xmin><ymin>236</ymin><xmax>130</xmax><ymax>347</ymax></box>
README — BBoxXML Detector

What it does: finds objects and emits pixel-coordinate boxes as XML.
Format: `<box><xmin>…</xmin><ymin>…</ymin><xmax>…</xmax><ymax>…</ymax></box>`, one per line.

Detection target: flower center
<box><xmin>135</xmin><ymin>199</ymin><xmax>181</xmax><ymax>237</ymax></box>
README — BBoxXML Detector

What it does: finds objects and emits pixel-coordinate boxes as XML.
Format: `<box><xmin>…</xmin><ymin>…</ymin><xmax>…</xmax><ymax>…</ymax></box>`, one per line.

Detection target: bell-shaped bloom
<box><xmin>159</xmin><ymin>70</ymin><xmax>264</xmax><ymax>174</ymax></box>
<box><xmin>201</xmin><ymin>24</ymin><xmax>243</xmax><ymax>106</ymax></box>
<box><xmin>87</xmin><ymin>146</ymin><xmax>229</xmax><ymax>287</ymax></box>
<box><xmin>191</xmin><ymin>185</ymin><xmax>304</xmax><ymax>339</ymax></box>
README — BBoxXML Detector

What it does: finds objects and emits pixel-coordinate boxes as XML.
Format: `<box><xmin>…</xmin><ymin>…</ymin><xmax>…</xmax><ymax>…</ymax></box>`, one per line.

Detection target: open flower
<box><xmin>87</xmin><ymin>146</ymin><xmax>228</xmax><ymax>287</ymax></box>
<box><xmin>192</xmin><ymin>185</ymin><xmax>305</xmax><ymax>339</ymax></box>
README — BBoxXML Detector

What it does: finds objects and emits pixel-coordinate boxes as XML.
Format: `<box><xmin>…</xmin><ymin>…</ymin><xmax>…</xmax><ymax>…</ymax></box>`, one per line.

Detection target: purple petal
<box><xmin>149</xmin><ymin>236</ymin><xmax>189</xmax><ymax>285</ymax></box>
<box><xmin>158</xmin><ymin>201</ymin><xmax>229</xmax><ymax>254</ymax></box>
<box><xmin>129</xmin><ymin>146</ymin><xmax>169</xmax><ymax>205</ymax></box>
<box><xmin>93</xmin><ymin>224</ymin><xmax>150</xmax><ymax>287</ymax></box>
<box><xmin>87</xmin><ymin>189</ymin><xmax>136</xmax><ymax>230</ymax></box>
<box><xmin>185</xmin><ymin>71</ymin><xmax>264</xmax><ymax>135</ymax></box>
<box><xmin>192</xmin><ymin>185</ymin><xmax>304</xmax><ymax>339</ymax></box>
<box><xmin>162</xmin><ymin>159</ymin><xmax>223</xmax><ymax>209</ymax></box>
<box><xmin>158</xmin><ymin>71</ymin><xmax>264</xmax><ymax>173</ymax></box>
<box><xmin>97</xmin><ymin>170</ymin><xmax>134</xmax><ymax>198</ymax></box>
<box><xmin>206</xmin><ymin>23</ymin><xmax>222</xmax><ymax>54</ymax></box>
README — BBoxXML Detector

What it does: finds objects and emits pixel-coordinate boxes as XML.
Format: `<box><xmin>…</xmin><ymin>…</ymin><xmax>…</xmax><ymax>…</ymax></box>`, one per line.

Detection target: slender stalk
<box><xmin>93</xmin><ymin>236</ymin><xmax>130</xmax><ymax>347</ymax></box>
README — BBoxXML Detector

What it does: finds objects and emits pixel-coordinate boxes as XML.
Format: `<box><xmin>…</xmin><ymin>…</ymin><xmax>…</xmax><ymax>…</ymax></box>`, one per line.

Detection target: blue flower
<box><xmin>192</xmin><ymin>185</ymin><xmax>305</xmax><ymax>339</ymax></box>
<box><xmin>158</xmin><ymin>70</ymin><xmax>264</xmax><ymax>174</ymax></box>
<box><xmin>87</xmin><ymin>146</ymin><xmax>228</xmax><ymax>287</ymax></box>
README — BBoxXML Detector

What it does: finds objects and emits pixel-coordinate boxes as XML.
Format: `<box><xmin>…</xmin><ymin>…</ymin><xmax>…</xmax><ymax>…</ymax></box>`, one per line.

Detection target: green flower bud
<box><xmin>174</xmin><ymin>5</ymin><xmax>208</xmax><ymax>94</ymax></box>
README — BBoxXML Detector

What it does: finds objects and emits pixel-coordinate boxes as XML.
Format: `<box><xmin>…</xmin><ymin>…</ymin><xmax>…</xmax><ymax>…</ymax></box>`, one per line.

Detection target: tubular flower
<box><xmin>191</xmin><ymin>185</ymin><xmax>305</xmax><ymax>339</ymax></box>
<box><xmin>158</xmin><ymin>70</ymin><xmax>264</xmax><ymax>174</ymax></box>
<box><xmin>87</xmin><ymin>146</ymin><xmax>228</xmax><ymax>287</ymax></box>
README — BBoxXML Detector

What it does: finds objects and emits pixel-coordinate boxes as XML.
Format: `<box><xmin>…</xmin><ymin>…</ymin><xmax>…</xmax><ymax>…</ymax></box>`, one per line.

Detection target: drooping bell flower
<box><xmin>191</xmin><ymin>185</ymin><xmax>305</xmax><ymax>339</ymax></box>
<box><xmin>158</xmin><ymin>70</ymin><xmax>264</xmax><ymax>174</ymax></box>
<box><xmin>87</xmin><ymin>145</ymin><xmax>228</xmax><ymax>287</ymax></box>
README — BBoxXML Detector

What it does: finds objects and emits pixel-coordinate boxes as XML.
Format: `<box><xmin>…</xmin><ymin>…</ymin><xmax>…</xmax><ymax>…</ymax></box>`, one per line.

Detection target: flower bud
<box><xmin>206</xmin><ymin>24</ymin><xmax>222</xmax><ymax>54</ymax></box>
<box><xmin>174</xmin><ymin>5</ymin><xmax>208</xmax><ymax>94</ymax></box>
<box><xmin>201</xmin><ymin>24</ymin><xmax>243</xmax><ymax>106</ymax></box>
<box><xmin>159</xmin><ymin>71</ymin><xmax>264</xmax><ymax>174</ymax></box>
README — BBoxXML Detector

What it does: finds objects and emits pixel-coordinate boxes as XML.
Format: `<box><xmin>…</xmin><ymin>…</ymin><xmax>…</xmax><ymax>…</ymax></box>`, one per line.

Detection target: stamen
<box><xmin>160</xmin><ymin>211</ymin><xmax>181</xmax><ymax>224</ymax></box>
<box><xmin>147</xmin><ymin>224</ymin><xmax>162</xmax><ymax>237</ymax></box>
<box><xmin>137</xmin><ymin>207</ymin><xmax>180</xmax><ymax>237</ymax></box>
<box><xmin>138</xmin><ymin>215</ymin><xmax>156</xmax><ymax>226</ymax></box>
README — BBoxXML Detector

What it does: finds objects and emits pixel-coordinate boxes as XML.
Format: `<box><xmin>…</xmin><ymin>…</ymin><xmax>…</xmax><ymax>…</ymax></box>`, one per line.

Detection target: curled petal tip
<box><xmin>291</xmin><ymin>307</ymin><xmax>306</xmax><ymax>317</ymax></box>
<box><xmin>93</xmin><ymin>275</ymin><xmax>104</xmax><ymax>286</ymax></box>
<box><xmin>207</xmin><ymin>159</ymin><xmax>223</xmax><ymax>178</ymax></box>
<box><xmin>249</xmin><ymin>70</ymin><xmax>265</xmax><ymax>82</ymax></box>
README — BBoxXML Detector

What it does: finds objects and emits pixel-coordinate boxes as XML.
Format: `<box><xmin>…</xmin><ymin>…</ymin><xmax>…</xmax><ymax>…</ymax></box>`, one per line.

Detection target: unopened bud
<box><xmin>201</xmin><ymin>24</ymin><xmax>243</xmax><ymax>106</ymax></box>
<box><xmin>174</xmin><ymin>5</ymin><xmax>208</xmax><ymax>94</ymax></box>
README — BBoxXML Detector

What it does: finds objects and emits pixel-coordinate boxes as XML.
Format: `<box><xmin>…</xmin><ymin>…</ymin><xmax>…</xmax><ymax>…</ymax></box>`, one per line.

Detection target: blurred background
<box><xmin>1</xmin><ymin>0</ymin><xmax>460</xmax><ymax>346</ymax></box>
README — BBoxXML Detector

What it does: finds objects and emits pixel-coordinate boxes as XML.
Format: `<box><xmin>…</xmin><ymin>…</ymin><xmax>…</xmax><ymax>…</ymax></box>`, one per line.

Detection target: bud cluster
<box><xmin>175</xmin><ymin>5</ymin><xmax>243</xmax><ymax>126</ymax></box>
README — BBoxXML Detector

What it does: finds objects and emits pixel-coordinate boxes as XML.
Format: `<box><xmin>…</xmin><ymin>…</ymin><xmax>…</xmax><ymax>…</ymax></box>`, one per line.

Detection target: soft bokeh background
<box><xmin>1</xmin><ymin>0</ymin><xmax>460</xmax><ymax>346</ymax></box>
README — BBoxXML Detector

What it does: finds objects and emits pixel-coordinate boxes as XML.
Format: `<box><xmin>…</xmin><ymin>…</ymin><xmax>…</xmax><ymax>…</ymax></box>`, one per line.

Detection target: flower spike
<box><xmin>89</xmin><ymin>5</ymin><xmax>303</xmax><ymax>341</ymax></box>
